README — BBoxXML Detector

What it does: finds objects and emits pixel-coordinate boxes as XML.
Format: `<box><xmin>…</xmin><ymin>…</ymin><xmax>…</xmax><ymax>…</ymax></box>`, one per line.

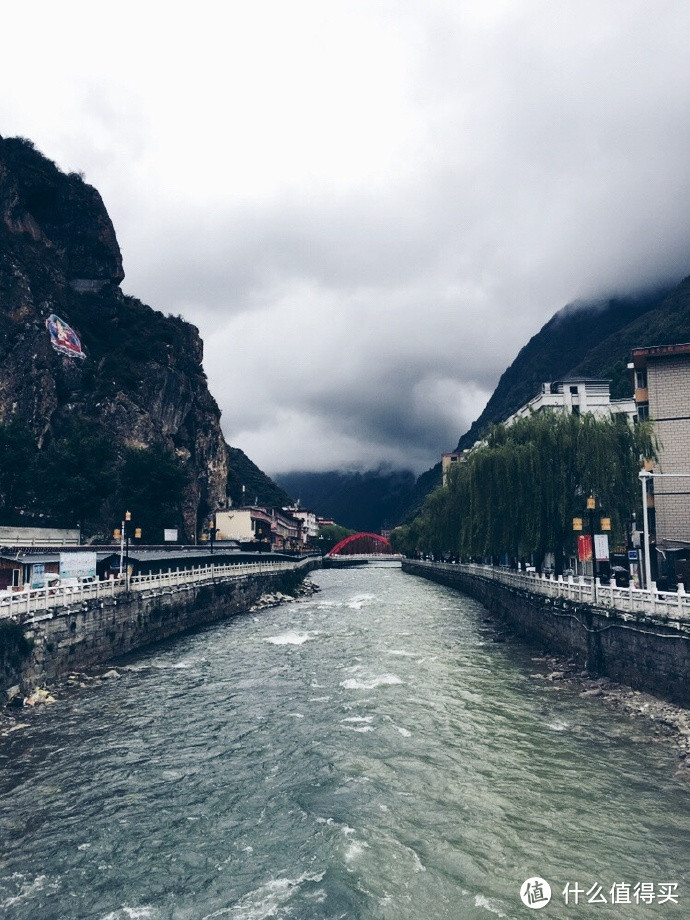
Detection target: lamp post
<box><xmin>639</xmin><ymin>471</ymin><xmax>653</xmax><ymax>591</ymax></box>
<box><xmin>121</xmin><ymin>511</ymin><xmax>142</xmax><ymax>592</ymax></box>
<box><xmin>124</xmin><ymin>511</ymin><xmax>132</xmax><ymax>592</ymax></box>
<box><xmin>637</xmin><ymin>471</ymin><xmax>690</xmax><ymax>590</ymax></box>
<box><xmin>573</xmin><ymin>496</ymin><xmax>611</xmax><ymax>603</ymax></box>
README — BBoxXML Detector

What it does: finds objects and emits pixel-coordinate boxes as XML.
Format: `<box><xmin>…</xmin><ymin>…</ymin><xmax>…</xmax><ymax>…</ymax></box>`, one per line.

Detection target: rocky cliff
<box><xmin>0</xmin><ymin>135</ymin><xmax>281</xmax><ymax>539</ymax></box>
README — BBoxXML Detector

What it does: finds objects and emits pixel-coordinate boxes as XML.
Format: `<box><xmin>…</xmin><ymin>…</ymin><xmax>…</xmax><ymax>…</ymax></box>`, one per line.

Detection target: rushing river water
<box><xmin>1</xmin><ymin>563</ymin><xmax>689</xmax><ymax>920</ymax></box>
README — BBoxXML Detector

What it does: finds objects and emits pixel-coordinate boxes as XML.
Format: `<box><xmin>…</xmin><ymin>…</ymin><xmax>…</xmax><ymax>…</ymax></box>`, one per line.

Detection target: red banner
<box><xmin>578</xmin><ymin>535</ymin><xmax>593</xmax><ymax>562</ymax></box>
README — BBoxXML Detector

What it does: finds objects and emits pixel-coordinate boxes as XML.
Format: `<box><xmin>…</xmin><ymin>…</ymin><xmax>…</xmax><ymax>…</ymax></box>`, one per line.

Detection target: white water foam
<box><xmin>474</xmin><ymin>894</ymin><xmax>507</xmax><ymax>917</ymax></box>
<box><xmin>347</xmin><ymin>593</ymin><xmax>375</xmax><ymax>609</ymax></box>
<box><xmin>203</xmin><ymin>871</ymin><xmax>326</xmax><ymax>920</ymax></box>
<box><xmin>99</xmin><ymin>908</ymin><xmax>158</xmax><ymax>920</ymax></box>
<box><xmin>1</xmin><ymin>874</ymin><xmax>59</xmax><ymax>911</ymax></box>
<box><xmin>340</xmin><ymin>674</ymin><xmax>403</xmax><ymax>691</ymax></box>
<box><xmin>340</xmin><ymin>716</ymin><xmax>374</xmax><ymax>723</ymax></box>
<box><xmin>263</xmin><ymin>631</ymin><xmax>314</xmax><ymax>646</ymax></box>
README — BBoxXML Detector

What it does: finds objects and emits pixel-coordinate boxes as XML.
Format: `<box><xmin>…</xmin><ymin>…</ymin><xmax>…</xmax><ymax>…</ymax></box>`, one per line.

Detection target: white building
<box><xmin>285</xmin><ymin>507</ymin><xmax>319</xmax><ymax>541</ymax></box>
<box><xmin>504</xmin><ymin>378</ymin><xmax>636</xmax><ymax>426</ymax></box>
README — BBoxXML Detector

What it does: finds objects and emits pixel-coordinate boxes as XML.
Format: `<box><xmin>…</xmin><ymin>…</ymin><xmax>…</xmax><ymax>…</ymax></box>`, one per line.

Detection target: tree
<box><xmin>33</xmin><ymin>421</ymin><xmax>116</xmax><ymax>532</ymax></box>
<box><xmin>407</xmin><ymin>411</ymin><xmax>656</xmax><ymax>572</ymax></box>
<box><xmin>117</xmin><ymin>444</ymin><xmax>189</xmax><ymax>543</ymax></box>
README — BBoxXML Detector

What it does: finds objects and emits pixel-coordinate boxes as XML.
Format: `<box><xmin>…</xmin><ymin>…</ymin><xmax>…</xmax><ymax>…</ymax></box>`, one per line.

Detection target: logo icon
<box><xmin>520</xmin><ymin>877</ymin><xmax>552</xmax><ymax>909</ymax></box>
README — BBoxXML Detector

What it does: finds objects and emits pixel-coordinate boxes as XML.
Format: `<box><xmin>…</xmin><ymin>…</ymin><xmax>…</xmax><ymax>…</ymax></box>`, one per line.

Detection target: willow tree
<box><xmin>410</xmin><ymin>411</ymin><xmax>656</xmax><ymax>571</ymax></box>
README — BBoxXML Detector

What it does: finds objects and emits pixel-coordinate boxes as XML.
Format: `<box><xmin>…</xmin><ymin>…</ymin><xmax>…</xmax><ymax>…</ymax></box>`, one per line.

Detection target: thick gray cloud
<box><xmin>3</xmin><ymin>1</ymin><xmax>690</xmax><ymax>473</ymax></box>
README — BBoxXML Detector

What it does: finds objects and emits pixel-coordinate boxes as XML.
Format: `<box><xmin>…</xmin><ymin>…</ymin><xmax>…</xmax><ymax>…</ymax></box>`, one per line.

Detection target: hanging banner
<box><xmin>577</xmin><ymin>535</ymin><xmax>592</xmax><ymax>562</ymax></box>
<box><xmin>45</xmin><ymin>314</ymin><xmax>86</xmax><ymax>359</ymax></box>
<box><xmin>594</xmin><ymin>534</ymin><xmax>610</xmax><ymax>562</ymax></box>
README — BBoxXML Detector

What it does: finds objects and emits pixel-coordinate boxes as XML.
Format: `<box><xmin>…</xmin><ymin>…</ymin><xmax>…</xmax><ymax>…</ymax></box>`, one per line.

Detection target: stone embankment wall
<box><xmin>403</xmin><ymin>560</ymin><xmax>690</xmax><ymax>707</ymax></box>
<box><xmin>4</xmin><ymin>565</ymin><xmax>318</xmax><ymax>692</ymax></box>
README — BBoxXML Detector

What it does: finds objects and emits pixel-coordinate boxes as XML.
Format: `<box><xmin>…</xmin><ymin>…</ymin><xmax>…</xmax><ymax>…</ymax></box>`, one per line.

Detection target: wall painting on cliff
<box><xmin>45</xmin><ymin>314</ymin><xmax>86</xmax><ymax>360</ymax></box>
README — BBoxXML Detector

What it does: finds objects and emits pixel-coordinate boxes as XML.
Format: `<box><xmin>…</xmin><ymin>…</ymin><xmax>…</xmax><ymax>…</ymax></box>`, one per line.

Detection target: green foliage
<box><xmin>226</xmin><ymin>446</ymin><xmax>292</xmax><ymax>508</ymax></box>
<box><xmin>0</xmin><ymin>420</ymin><xmax>36</xmax><ymax>515</ymax></box>
<box><xmin>317</xmin><ymin>523</ymin><xmax>355</xmax><ymax>553</ymax></box>
<box><xmin>0</xmin><ymin>620</ymin><xmax>33</xmax><ymax>683</ymax></box>
<box><xmin>406</xmin><ymin>412</ymin><xmax>656</xmax><ymax>569</ymax></box>
<box><xmin>33</xmin><ymin>420</ymin><xmax>116</xmax><ymax>532</ymax></box>
<box><xmin>0</xmin><ymin>419</ymin><xmax>190</xmax><ymax>541</ymax></box>
<box><xmin>117</xmin><ymin>444</ymin><xmax>189</xmax><ymax>543</ymax></box>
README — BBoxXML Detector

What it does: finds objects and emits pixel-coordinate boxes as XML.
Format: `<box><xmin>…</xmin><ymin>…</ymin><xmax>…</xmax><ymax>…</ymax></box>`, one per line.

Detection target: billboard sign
<box><xmin>59</xmin><ymin>552</ymin><xmax>97</xmax><ymax>579</ymax></box>
<box><xmin>164</xmin><ymin>529</ymin><xmax>178</xmax><ymax>542</ymax></box>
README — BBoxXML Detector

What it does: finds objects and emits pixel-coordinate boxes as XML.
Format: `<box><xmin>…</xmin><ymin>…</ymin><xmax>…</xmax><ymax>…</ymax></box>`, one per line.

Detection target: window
<box><xmin>635</xmin><ymin>370</ymin><xmax>647</xmax><ymax>389</ymax></box>
<box><xmin>569</xmin><ymin>385</ymin><xmax>578</xmax><ymax>395</ymax></box>
<box><xmin>637</xmin><ymin>403</ymin><xmax>649</xmax><ymax>420</ymax></box>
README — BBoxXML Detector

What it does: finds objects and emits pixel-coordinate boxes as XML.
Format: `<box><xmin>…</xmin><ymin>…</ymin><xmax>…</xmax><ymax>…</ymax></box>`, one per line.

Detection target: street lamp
<box><xmin>639</xmin><ymin>471</ymin><xmax>653</xmax><ymax>591</ymax></box>
<box><xmin>120</xmin><ymin>511</ymin><xmax>141</xmax><ymax>592</ymax></box>
<box><xmin>573</xmin><ymin>496</ymin><xmax>611</xmax><ymax>602</ymax></box>
<box><xmin>637</xmin><ymin>470</ymin><xmax>690</xmax><ymax>590</ymax></box>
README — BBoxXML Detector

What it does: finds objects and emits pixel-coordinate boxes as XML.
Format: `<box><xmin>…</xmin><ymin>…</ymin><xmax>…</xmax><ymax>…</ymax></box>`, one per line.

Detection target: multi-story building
<box><xmin>504</xmin><ymin>378</ymin><xmax>636</xmax><ymax>425</ymax></box>
<box><xmin>630</xmin><ymin>344</ymin><xmax>690</xmax><ymax>560</ymax></box>
<box><xmin>214</xmin><ymin>508</ymin><xmax>272</xmax><ymax>545</ymax></box>
<box><xmin>212</xmin><ymin>506</ymin><xmax>303</xmax><ymax>552</ymax></box>
<box><xmin>285</xmin><ymin>507</ymin><xmax>319</xmax><ymax>543</ymax></box>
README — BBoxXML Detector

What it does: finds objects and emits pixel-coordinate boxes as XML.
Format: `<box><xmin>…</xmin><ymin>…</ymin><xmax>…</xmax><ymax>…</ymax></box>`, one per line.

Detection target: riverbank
<box><xmin>403</xmin><ymin>559</ymin><xmax>690</xmax><ymax>706</ymax></box>
<box><xmin>407</xmin><ymin>559</ymin><xmax>690</xmax><ymax>777</ymax></box>
<box><xmin>1</xmin><ymin>560</ymin><xmax>320</xmax><ymax>695</ymax></box>
<box><xmin>525</xmin><ymin>648</ymin><xmax>690</xmax><ymax>779</ymax></box>
<box><xmin>0</xmin><ymin>576</ymin><xmax>322</xmax><ymax>740</ymax></box>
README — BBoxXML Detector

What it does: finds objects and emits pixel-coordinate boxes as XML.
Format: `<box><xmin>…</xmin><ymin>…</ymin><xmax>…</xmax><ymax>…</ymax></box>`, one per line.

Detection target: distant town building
<box><xmin>442</xmin><ymin>451</ymin><xmax>470</xmax><ymax>487</ymax></box>
<box><xmin>213</xmin><ymin>507</ymin><xmax>304</xmax><ymax>552</ymax></box>
<box><xmin>285</xmin><ymin>507</ymin><xmax>319</xmax><ymax>542</ymax></box>
<box><xmin>630</xmin><ymin>343</ymin><xmax>690</xmax><ymax>553</ymax></box>
<box><xmin>214</xmin><ymin>509</ymin><xmax>272</xmax><ymax>545</ymax></box>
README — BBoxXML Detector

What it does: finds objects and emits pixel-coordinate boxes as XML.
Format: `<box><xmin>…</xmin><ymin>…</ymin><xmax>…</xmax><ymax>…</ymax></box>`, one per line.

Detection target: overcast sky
<box><xmin>3</xmin><ymin>1</ymin><xmax>690</xmax><ymax>475</ymax></box>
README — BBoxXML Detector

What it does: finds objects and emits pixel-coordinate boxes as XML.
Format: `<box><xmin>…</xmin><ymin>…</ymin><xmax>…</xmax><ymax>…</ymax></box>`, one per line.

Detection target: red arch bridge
<box><xmin>326</xmin><ymin>532</ymin><xmax>399</xmax><ymax>559</ymax></box>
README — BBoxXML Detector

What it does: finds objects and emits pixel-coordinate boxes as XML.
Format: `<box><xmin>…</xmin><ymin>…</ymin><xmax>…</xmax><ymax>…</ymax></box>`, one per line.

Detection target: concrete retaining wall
<box><xmin>403</xmin><ymin>560</ymin><xmax>690</xmax><ymax>707</ymax></box>
<box><xmin>4</xmin><ymin>565</ymin><xmax>317</xmax><ymax>692</ymax></box>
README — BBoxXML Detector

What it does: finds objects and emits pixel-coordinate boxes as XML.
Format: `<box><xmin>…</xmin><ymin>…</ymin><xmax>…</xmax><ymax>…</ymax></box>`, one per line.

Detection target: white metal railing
<box><xmin>406</xmin><ymin>560</ymin><xmax>690</xmax><ymax>628</ymax></box>
<box><xmin>0</xmin><ymin>556</ymin><xmax>315</xmax><ymax>625</ymax></box>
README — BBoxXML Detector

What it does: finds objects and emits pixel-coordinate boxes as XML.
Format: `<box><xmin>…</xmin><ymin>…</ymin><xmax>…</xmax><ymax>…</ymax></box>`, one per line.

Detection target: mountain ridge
<box><xmin>0</xmin><ymin>135</ymin><xmax>287</xmax><ymax>539</ymax></box>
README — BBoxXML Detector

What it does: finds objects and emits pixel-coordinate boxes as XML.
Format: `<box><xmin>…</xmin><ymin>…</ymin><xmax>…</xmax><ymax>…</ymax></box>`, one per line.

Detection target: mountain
<box><xmin>0</xmin><ymin>135</ymin><xmax>284</xmax><ymax>540</ymax></box>
<box><xmin>455</xmin><ymin>288</ymin><xmax>674</xmax><ymax>451</ymax></box>
<box><xmin>227</xmin><ymin>446</ymin><xmax>292</xmax><ymax>508</ymax></box>
<box><xmin>402</xmin><ymin>279</ymin><xmax>690</xmax><ymax>518</ymax></box>
<box><xmin>274</xmin><ymin>468</ymin><xmax>416</xmax><ymax>532</ymax></box>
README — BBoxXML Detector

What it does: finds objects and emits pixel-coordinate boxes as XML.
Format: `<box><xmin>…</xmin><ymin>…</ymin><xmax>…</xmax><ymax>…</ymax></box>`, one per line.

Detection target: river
<box><xmin>0</xmin><ymin>563</ymin><xmax>688</xmax><ymax>919</ymax></box>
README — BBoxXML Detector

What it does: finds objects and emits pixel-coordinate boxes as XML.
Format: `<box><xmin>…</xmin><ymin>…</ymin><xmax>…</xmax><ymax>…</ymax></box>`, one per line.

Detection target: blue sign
<box><xmin>627</xmin><ymin>550</ymin><xmax>638</xmax><ymax>561</ymax></box>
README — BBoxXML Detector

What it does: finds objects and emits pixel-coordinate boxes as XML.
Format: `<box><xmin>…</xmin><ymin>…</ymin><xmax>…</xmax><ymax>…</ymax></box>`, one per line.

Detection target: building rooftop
<box><xmin>632</xmin><ymin>342</ymin><xmax>690</xmax><ymax>367</ymax></box>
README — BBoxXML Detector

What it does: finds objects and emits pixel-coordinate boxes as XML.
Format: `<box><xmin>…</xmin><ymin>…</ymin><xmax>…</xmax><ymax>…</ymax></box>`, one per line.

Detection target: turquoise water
<box><xmin>0</xmin><ymin>563</ymin><xmax>688</xmax><ymax>919</ymax></box>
